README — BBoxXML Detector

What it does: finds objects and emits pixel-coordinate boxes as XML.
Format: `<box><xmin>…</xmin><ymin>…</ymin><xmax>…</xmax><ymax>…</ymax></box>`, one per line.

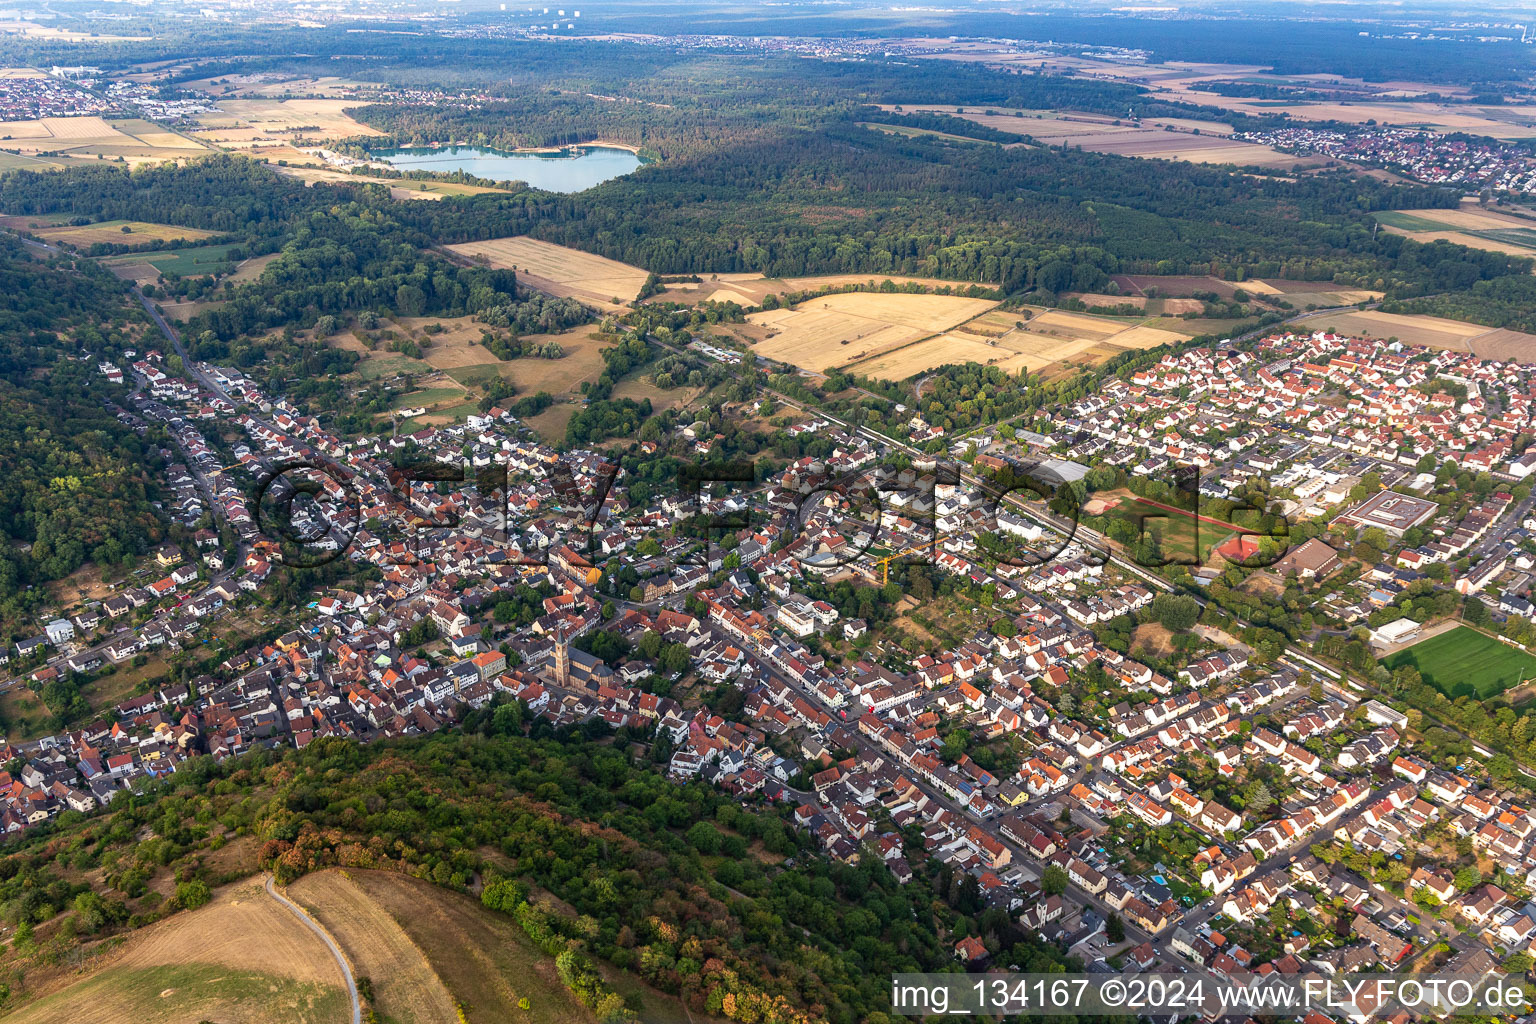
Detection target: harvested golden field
<box><xmin>183</xmin><ymin>74</ymin><xmax>382</xmax><ymax>99</ymax></box>
<box><xmin>290</xmin><ymin>870</ymin><xmax>458</xmax><ymax>1024</ymax></box>
<box><xmin>4</xmin><ymin>879</ymin><xmax>348</xmax><ymax>1024</ymax></box>
<box><xmin>1027</xmin><ymin>309</ymin><xmax>1130</xmax><ymax>341</ymax></box>
<box><xmin>1387</xmin><ymin>205</ymin><xmax>1534</xmax><ymax>231</ymax></box>
<box><xmin>0</xmin><ymin>20</ymin><xmax>149</xmax><ymax>42</ymax></box>
<box><xmin>342</xmin><ymin>869</ymin><xmax>602</xmax><ymax>1024</ymax></box>
<box><xmin>32</xmin><ymin>219</ymin><xmax>215</xmax><ymax>246</ymax></box>
<box><xmin>748</xmin><ymin>292</ymin><xmax>998</xmax><ymax>372</ymax></box>
<box><xmin>1376</xmin><ymin>204</ymin><xmax>1536</xmax><ymax>258</ymax></box>
<box><xmin>0</xmin><ymin>116</ymin><xmax>208</xmax><ymax>163</ymax></box>
<box><xmin>229</xmin><ymin>251</ymin><xmax>279</xmax><ymax>283</ymax></box>
<box><xmin>652</xmin><ymin>272</ymin><xmax>976</xmax><ymax>307</ymax></box>
<box><xmin>1150</xmin><ymin>94</ymin><xmax>1536</xmax><ymax>140</ymax></box>
<box><xmin>1075</xmin><ymin>130</ymin><xmax>1301</xmax><ymax>166</ymax></box>
<box><xmin>1306</xmin><ymin>309</ymin><xmax>1536</xmax><ymax>360</ymax></box>
<box><xmin>612</xmin><ymin>376</ymin><xmax>704</xmax><ymax>413</ymax></box>
<box><xmin>836</xmin><ymin>304</ymin><xmax>1188</xmax><ymax>380</ymax></box>
<box><xmin>269</xmin><ymin>162</ymin><xmax>508</xmax><ymax>197</ymax></box>
<box><xmin>875</xmin><ymin>104</ymin><xmax>1292</xmax><ymax>165</ymax></box>
<box><xmin>1389</xmin><ymin>230</ymin><xmax>1535</xmax><ymax>257</ymax></box>
<box><xmin>114</xmin><ymin>879</ymin><xmax>343</xmax><ymax>983</ymax></box>
<box><xmin>446</xmin><ymin>236</ymin><xmax>650</xmax><ymax>308</ymax></box>
<box><xmin>190</xmin><ymin>98</ymin><xmax>382</xmax><ymax>152</ymax></box>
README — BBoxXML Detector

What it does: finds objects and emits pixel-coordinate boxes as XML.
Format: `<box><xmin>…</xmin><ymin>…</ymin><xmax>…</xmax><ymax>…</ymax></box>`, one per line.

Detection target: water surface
<box><xmin>371</xmin><ymin>144</ymin><xmax>642</xmax><ymax>193</ymax></box>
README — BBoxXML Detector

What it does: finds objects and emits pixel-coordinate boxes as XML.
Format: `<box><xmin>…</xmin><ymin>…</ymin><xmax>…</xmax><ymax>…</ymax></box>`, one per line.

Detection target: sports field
<box><xmin>1382</xmin><ymin>626</ymin><xmax>1536</xmax><ymax>699</ymax></box>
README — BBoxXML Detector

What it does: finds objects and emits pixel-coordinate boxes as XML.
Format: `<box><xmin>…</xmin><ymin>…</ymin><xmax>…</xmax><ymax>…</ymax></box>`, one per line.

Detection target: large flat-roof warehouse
<box><xmin>1332</xmin><ymin>490</ymin><xmax>1439</xmax><ymax>536</ymax></box>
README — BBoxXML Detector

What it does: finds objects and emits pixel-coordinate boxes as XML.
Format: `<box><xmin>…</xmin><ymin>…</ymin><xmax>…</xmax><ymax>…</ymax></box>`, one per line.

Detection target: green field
<box><xmin>1382</xmin><ymin>626</ymin><xmax>1536</xmax><ymax>699</ymax></box>
<box><xmin>105</xmin><ymin>242</ymin><xmax>242</xmax><ymax>276</ymax></box>
<box><xmin>1473</xmin><ymin>228</ymin><xmax>1536</xmax><ymax>251</ymax></box>
<box><xmin>1373</xmin><ymin>210</ymin><xmax>1451</xmax><ymax>232</ymax></box>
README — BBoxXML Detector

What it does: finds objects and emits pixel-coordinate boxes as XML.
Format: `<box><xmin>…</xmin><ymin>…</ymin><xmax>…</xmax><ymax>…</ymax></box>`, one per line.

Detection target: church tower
<box><xmin>553</xmin><ymin>622</ymin><xmax>570</xmax><ymax>686</ymax></box>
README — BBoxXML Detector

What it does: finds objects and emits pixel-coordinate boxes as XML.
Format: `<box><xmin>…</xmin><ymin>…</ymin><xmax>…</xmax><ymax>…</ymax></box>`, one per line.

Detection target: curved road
<box><xmin>264</xmin><ymin>875</ymin><xmax>361</xmax><ymax>1024</ymax></box>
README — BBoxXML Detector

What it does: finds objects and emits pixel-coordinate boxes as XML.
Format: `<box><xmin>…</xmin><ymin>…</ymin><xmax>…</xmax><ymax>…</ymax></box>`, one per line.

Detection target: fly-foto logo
<box><xmin>250</xmin><ymin>455</ymin><xmax>1294</xmax><ymax>574</ymax></box>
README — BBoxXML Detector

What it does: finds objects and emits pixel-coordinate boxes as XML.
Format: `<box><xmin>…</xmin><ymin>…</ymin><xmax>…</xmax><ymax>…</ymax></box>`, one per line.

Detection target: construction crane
<box><xmin>874</xmin><ymin>542</ymin><xmax>938</xmax><ymax>585</ymax></box>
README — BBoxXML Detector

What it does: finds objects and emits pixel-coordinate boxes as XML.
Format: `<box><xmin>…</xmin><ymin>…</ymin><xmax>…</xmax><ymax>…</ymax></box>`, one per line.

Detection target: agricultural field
<box><xmin>102</xmin><ymin>242</ymin><xmax>242</xmax><ymax>281</ymax></box>
<box><xmin>27</xmin><ymin>218</ymin><xmax>216</xmax><ymax>247</ymax></box>
<box><xmin>876</xmin><ymin>104</ymin><xmax>1301</xmax><ymax>167</ymax></box>
<box><xmin>0</xmin><ymin>116</ymin><xmax>208</xmax><ymax>163</ymax></box>
<box><xmin>1107</xmin><ymin>273</ymin><xmax>1381</xmax><ymax>308</ymax></box>
<box><xmin>1303</xmin><ymin>309</ymin><xmax>1536</xmax><ymax>360</ymax></box>
<box><xmin>270</xmin><ymin>162</ymin><xmax>511</xmax><ymax>198</ymax></box>
<box><xmin>1375</xmin><ymin>203</ymin><xmax>1536</xmax><ymax>257</ymax></box>
<box><xmin>748</xmin><ymin>295</ymin><xmax>1196</xmax><ymax>380</ymax></box>
<box><xmin>908</xmin><ymin>47</ymin><xmax>1536</xmax><ymax>139</ymax></box>
<box><xmin>0</xmin><ymin>149</ymin><xmax>61</xmax><ymax>169</ymax></box>
<box><xmin>1383</xmin><ymin>626</ymin><xmax>1536</xmax><ymax>699</ymax></box>
<box><xmin>338</xmin><ymin>868</ymin><xmax>709</xmax><ymax>1024</ymax></box>
<box><xmin>748</xmin><ymin>292</ymin><xmax>999</xmax><ymax>372</ymax></box>
<box><xmin>2</xmin><ymin>879</ymin><xmax>348</xmax><ymax>1024</ymax></box>
<box><xmin>446</xmin><ymin>235</ymin><xmax>650</xmax><ymax>308</ymax></box>
<box><xmin>651</xmin><ymin>272</ymin><xmax>975</xmax><ymax>307</ymax></box>
<box><xmin>289</xmin><ymin>871</ymin><xmax>459</xmax><ymax>1024</ymax></box>
<box><xmin>181</xmin><ymin>74</ymin><xmax>383</xmax><ymax>99</ymax></box>
<box><xmin>188</xmin><ymin>98</ymin><xmax>384</xmax><ymax>149</ymax></box>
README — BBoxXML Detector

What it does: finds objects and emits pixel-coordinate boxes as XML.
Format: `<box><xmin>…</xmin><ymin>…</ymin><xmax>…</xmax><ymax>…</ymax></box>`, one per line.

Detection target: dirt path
<box><xmin>267</xmin><ymin>874</ymin><xmax>361</xmax><ymax>1024</ymax></box>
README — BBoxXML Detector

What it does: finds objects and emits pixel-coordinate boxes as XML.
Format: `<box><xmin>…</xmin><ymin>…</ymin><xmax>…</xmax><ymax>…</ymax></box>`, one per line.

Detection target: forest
<box><xmin>0</xmin><ymin>237</ymin><xmax>164</xmax><ymax>631</ymax></box>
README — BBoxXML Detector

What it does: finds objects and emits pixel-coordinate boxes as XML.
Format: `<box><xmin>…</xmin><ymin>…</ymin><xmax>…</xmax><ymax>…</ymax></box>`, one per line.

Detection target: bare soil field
<box><xmin>291</xmin><ymin>870</ymin><xmax>458</xmax><ymax>1024</ymax></box>
<box><xmin>1112</xmin><ymin>274</ymin><xmax>1238</xmax><ymax>297</ymax></box>
<box><xmin>1066</xmin><ymin>291</ymin><xmax>1147</xmax><ymax>310</ymax></box>
<box><xmin>446</xmin><ymin>236</ymin><xmax>649</xmax><ymax>308</ymax></box>
<box><xmin>1306</xmin><ymin>309</ymin><xmax>1536</xmax><ymax>360</ymax></box>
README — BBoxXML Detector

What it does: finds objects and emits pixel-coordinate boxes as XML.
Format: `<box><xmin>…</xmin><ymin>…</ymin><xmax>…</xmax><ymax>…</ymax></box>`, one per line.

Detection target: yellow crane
<box><xmin>874</xmin><ymin>542</ymin><xmax>937</xmax><ymax>585</ymax></box>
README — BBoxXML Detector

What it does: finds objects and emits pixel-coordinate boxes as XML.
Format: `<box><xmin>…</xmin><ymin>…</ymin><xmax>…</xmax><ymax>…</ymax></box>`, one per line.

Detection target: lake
<box><xmin>370</xmin><ymin>144</ymin><xmax>642</xmax><ymax>192</ymax></box>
